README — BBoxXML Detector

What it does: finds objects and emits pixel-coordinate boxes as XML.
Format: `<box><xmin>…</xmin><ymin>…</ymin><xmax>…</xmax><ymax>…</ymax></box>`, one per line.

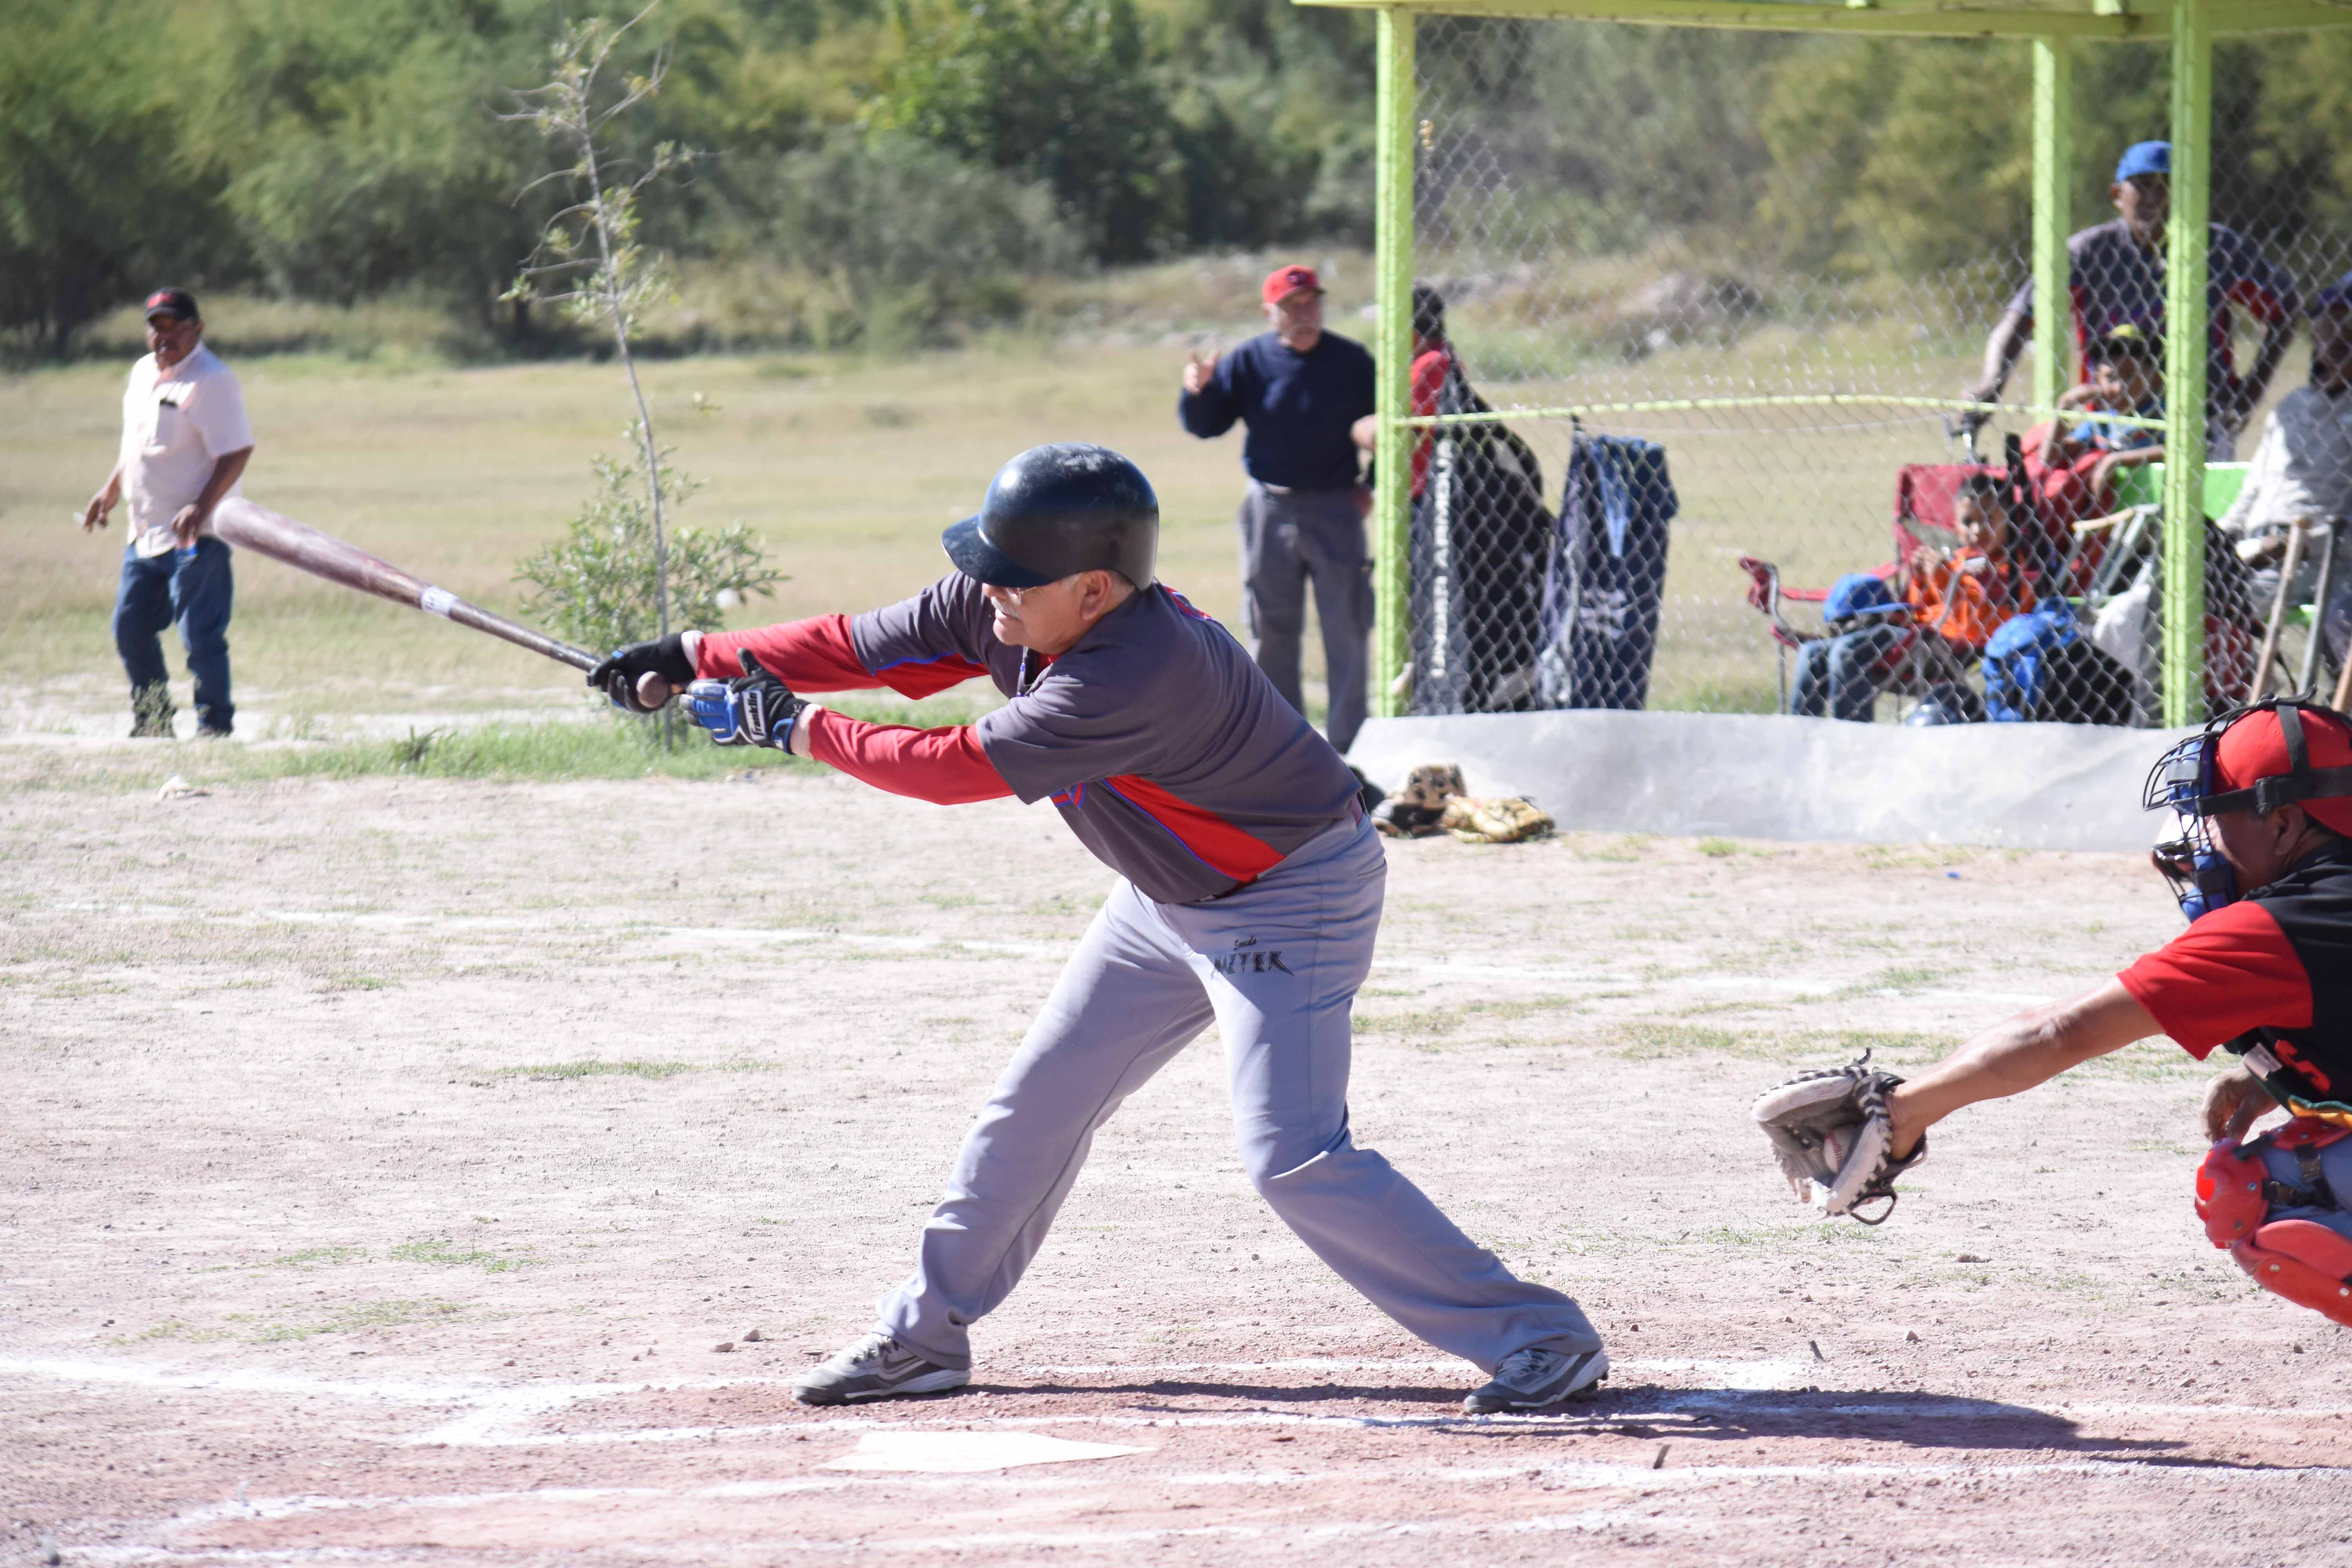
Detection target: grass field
<box><xmin>5</xmin><ymin>274</ymin><xmax>2311</xmax><ymax>742</ymax></box>
<box><xmin>2</xmin><ymin>333</ymin><xmax>1294</xmax><ymax>740</ymax></box>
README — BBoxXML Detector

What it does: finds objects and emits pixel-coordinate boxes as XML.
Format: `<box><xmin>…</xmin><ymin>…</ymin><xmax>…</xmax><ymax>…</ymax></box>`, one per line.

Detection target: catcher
<box><xmin>1757</xmin><ymin>699</ymin><xmax>2352</xmax><ymax>1326</ymax></box>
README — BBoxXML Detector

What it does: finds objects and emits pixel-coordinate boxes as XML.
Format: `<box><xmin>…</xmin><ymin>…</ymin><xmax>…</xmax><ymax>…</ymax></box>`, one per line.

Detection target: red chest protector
<box><xmin>2195</xmin><ymin>1119</ymin><xmax>2352</xmax><ymax>1326</ymax></box>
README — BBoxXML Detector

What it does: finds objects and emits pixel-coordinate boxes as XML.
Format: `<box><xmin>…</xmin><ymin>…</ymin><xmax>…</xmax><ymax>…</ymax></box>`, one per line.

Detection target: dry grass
<box><xmin>2</xmin><ymin>339</ymin><xmax>1286</xmax><ymax>724</ymax></box>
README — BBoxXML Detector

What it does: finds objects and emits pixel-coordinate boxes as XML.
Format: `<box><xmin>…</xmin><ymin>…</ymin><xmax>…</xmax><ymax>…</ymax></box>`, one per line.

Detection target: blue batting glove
<box><xmin>686</xmin><ymin>677</ymin><xmax>746</xmax><ymax>744</ymax></box>
<box><xmin>686</xmin><ymin>650</ymin><xmax>804</xmax><ymax>751</ymax></box>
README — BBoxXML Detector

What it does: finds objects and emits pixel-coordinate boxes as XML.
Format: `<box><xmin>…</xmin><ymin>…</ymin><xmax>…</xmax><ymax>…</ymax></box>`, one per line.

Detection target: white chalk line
<box><xmin>145</xmin><ymin>1452</ymin><xmax>2352</xmax><ymax>1528</ymax></box>
<box><xmin>10</xmin><ymin>1354</ymin><xmax>2349</xmax><ymax>1459</ymax></box>
<box><xmin>75</xmin><ymin>1454</ymin><xmax>2352</xmax><ymax>1566</ymax></box>
<box><xmin>77</xmin><ymin>1510</ymin><xmax>1685</xmax><ymax>1566</ymax></box>
<box><xmin>33</xmin><ymin>902</ymin><xmax>2051</xmax><ymax>1007</ymax></box>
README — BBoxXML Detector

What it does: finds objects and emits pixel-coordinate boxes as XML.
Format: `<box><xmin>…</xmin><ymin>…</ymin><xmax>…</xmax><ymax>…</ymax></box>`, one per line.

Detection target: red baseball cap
<box><xmin>143</xmin><ymin>287</ymin><xmax>198</xmax><ymax>322</ymax></box>
<box><xmin>2214</xmin><ymin>706</ymin><xmax>2352</xmax><ymax>835</ymax></box>
<box><xmin>1262</xmin><ymin>265</ymin><xmax>1323</xmax><ymax>305</ymax></box>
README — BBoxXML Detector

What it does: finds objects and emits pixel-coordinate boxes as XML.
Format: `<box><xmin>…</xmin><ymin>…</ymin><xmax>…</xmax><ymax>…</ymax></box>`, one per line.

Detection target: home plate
<box><xmin>822</xmin><ymin>1430</ymin><xmax>1151</xmax><ymax>1473</ymax></box>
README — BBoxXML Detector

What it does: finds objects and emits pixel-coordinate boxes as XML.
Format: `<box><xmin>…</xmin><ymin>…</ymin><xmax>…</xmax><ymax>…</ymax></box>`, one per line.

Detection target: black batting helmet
<box><xmin>942</xmin><ymin>443</ymin><xmax>1158</xmax><ymax>590</ymax></box>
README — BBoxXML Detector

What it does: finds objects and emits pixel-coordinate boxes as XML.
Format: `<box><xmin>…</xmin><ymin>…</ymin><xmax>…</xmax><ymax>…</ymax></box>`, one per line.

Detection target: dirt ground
<box><xmin>6</xmin><ymin>758</ymin><xmax>2351</xmax><ymax>1566</ymax></box>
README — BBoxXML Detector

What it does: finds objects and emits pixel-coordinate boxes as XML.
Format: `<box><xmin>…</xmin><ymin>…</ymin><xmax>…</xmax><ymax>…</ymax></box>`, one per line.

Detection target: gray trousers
<box><xmin>877</xmin><ymin>817</ymin><xmax>1602</xmax><ymax>1374</ymax></box>
<box><xmin>1237</xmin><ymin>482</ymin><xmax>1372</xmax><ymax>754</ymax></box>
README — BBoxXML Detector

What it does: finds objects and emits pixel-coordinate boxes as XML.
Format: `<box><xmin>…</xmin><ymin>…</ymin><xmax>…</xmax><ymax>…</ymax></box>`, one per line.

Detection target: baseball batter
<box><xmin>589</xmin><ymin>443</ymin><xmax>1608</xmax><ymax>1411</ymax></box>
<box><xmin>1755</xmin><ymin>700</ymin><xmax>2352</xmax><ymax>1328</ymax></box>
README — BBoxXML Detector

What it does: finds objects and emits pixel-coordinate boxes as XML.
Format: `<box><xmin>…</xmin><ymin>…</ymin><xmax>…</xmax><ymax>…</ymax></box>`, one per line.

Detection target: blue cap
<box><xmin>2115</xmin><ymin>141</ymin><xmax>2170</xmax><ymax>182</ymax></box>
<box><xmin>1823</xmin><ymin>572</ymin><xmax>1905</xmax><ymax>624</ymax></box>
<box><xmin>2312</xmin><ymin>271</ymin><xmax>2352</xmax><ymax>315</ymax></box>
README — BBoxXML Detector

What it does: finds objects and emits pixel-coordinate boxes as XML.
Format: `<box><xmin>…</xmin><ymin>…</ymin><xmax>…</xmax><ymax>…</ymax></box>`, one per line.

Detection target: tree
<box><xmin>0</xmin><ymin>0</ymin><xmax>234</xmax><ymax>356</ymax></box>
<box><xmin>719</xmin><ymin>128</ymin><xmax>1083</xmax><ymax>346</ymax></box>
<box><xmin>185</xmin><ymin>0</ymin><xmax>551</xmax><ymax>328</ymax></box>
<box><xmin>868</xmin><ymin>0</ymin><xmax>1185</xmax><ymax>261</ymax></box>
<box><xmin>506</xmin><ymin>5</ymin><xmax>777</xmax><ymax>741</ymax></box>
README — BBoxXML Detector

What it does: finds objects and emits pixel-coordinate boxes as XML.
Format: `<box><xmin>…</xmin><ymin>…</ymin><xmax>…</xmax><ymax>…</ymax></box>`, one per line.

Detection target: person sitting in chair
<box><xmin>1788</xmin><ymin>474</ymin><xmax>2032</xmax><ymax>722</ymax></box>
<box><xmin>2040</xmin><ymin>324</ymin><xmax>2168</xmax><ymax>496</ymax></box>
<box><xmin>2219</xmin><ymin>274</ymin><xmax>2352</xmax><ymax>673</ymax></box>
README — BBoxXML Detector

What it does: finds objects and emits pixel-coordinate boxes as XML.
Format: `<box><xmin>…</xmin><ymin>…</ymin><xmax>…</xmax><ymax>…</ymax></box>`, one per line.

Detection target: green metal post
<box><xmin>1372</xmin><ymin>6</ymin><xmax>1416</xmax><ymax>717</ymax></box>
<box><xmin>2031</xmin><ymin>38</ymin><xmax>2073</xmax><ymax>416</ymax></box>
<box><xmin>2162</xmin><ymin>0</ymin><xmax>2212</xmax><ymax>726</ymax></box>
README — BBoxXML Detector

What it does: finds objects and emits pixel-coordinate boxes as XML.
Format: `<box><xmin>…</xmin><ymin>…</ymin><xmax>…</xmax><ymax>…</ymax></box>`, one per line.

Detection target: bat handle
<box><xmin>637</xmin><ymin>672</ymin><xmax>675</xmax><ymax>709</ymax></box>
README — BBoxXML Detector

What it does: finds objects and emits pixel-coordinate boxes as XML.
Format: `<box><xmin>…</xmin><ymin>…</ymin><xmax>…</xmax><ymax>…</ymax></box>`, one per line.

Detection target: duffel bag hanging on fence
<box><xmin>1539</xmin><ymin>433</ymin><xmax>1678</xmax><ymax>710</ymax></box>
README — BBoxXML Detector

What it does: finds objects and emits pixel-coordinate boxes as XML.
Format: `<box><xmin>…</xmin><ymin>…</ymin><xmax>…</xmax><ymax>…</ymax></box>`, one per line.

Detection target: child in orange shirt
<box><xmin>1903</xmin><ymin>471</ymin><xmax>2036</xmax><ymax>655</ymax></box>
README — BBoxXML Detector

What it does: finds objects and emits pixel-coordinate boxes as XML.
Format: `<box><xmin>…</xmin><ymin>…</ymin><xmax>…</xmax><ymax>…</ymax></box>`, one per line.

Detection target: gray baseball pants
<box><xmin>876</xmin><ymin>815</ymin><xmax>1604</xmax><ymax>1375</ymax></box>
<box><xmin>1237</xmin><ymin>482</ymin><xmax>1373</xmax><ymax>753</ymax></box>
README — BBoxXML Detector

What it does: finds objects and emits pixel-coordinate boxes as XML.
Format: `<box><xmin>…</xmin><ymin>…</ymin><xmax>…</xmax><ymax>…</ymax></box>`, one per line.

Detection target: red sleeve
<box><xmin>804</xmin><ymin>708</ymin><xmax>1012</xmax><ymax>805</ymax></box>
<box><xmin>2225</xmin><ymin>276</ymin><xmax>2288</xmax><ymax>325</ymax></box>
<box><xmin>698</xmin><ymin>615</ymin><xmax>989</xmax><ymax>700</ymax></box>
<box><xmin>1409</xmin><ymin>348</ymin><xmax>1449</xmax><ymax>496</ymax></box>
<box><xmin>1410</xmin><ymin>349</ymin><xmax>1448</xmax><ymax>416</ymax></box>
<box><xmin>697</xmin><ymin>616</ymin><xmax>875</xmax><ymax>691</ymax></box>
<box><xmin>2116</xmin><ymin>900</ymin><xmax>2313</xmax><ymax>1058</ymax></box>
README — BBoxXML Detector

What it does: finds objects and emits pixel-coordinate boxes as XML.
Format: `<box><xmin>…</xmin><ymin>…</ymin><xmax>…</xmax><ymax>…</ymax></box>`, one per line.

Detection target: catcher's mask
<box><xmin>2144</xmin><ymin>699</ymin><xmax>2352</xmax><ymax>921</ymax></box>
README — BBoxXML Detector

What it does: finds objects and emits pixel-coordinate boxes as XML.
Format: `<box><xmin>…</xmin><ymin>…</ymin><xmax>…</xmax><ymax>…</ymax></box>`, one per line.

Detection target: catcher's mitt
<box><xmin>1750</xmin><ymin>1051</ymin><xmax>1925</xmax><ymax>1224</ymax></box>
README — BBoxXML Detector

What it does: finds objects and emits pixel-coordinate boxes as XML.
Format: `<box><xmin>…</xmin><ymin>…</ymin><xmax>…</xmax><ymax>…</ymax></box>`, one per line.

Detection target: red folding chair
<box><xmin>1740</xmin><ymin>461</ymin><xmax>2015</xmax><ymax>715</ymax></box>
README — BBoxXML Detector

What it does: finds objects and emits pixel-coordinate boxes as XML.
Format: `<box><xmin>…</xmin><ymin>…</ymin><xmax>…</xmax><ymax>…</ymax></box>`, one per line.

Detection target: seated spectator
<box><xmin>2218</xmin><ymin>273</ymin><xmax>2352</xmax><ymax>666</ymax></box>
<box><xmin>1789</xmin><ymin>474</ymin><xmax>2034</xmax><ymax>722</ymax></box>
<box><xmin>2017</xmin><ymin>325</ymin><xmax>2167</xmax><ymax>576</ymax></box>
<box><xmin>2041</xmin><ymin>324</ymin><xmax>2167</xmax><ymax>491</ymax></box>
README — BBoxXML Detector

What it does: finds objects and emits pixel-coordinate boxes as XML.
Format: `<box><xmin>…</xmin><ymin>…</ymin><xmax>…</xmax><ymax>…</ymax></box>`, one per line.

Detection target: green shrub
<box><xmin>715</xmin><ymin>130</ymin><xmax>1084</xmax><ymax>348</ymax></box>
<box><xmin>515</xmin><ymin>442</ymin><xmax>784</xmax><ymax>656</ymax></box>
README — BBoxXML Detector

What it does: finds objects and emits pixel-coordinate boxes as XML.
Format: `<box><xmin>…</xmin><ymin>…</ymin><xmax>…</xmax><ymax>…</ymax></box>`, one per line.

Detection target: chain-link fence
<box><xmin>1395</xmin><ymin>18</ymin><xmax>2352</xmax><ymax>727</ymax></box>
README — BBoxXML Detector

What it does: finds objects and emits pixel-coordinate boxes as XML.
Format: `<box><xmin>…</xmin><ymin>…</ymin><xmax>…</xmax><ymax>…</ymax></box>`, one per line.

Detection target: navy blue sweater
<box><xmin>1178</xmin><ymin>330</ymin><xmax>1375</xmax><ymax>491</ymax></box>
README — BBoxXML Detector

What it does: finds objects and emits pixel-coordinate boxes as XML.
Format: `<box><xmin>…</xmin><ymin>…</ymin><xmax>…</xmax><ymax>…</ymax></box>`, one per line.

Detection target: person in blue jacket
<box><xmin>1180</xmin><ymin>264</ymin><xmax>1376</xmax><ymax>751</ymax></box>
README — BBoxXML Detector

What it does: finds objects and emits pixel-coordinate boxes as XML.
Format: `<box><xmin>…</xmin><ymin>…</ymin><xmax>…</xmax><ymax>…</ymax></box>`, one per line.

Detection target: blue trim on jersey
<box><xmin>1050</xmin><ymin>781</ymin><xmax>1089</xmax><ymax>809</ymax></box>
<box><xmin>1162</xmin><ymin>586</ymin><xmax>1216</xmax><ymax>623</ymax></box>
<box><xmin>869</xmin><ymin>648</ymin><xmax>970</xmax><ymax>675</ymax></box>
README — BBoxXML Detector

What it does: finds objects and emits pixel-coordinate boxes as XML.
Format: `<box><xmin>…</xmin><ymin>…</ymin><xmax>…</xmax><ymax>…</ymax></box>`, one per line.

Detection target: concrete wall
<box><xmin>1347</xmin><ymin>711</ymin><xmax>2193</xmax><ymax>853</ymax></box>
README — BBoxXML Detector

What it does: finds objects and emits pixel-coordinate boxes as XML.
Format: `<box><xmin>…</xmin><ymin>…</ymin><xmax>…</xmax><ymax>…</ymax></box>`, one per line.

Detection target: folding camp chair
<box><xmin>1739</xmin><ymin>456</ymin><xmax>2033</xmax><ymax>719</ymax></box>
<box><xmin>2241</xmin><ymin>515</ymin><xmax>2350</xmax><ymax>706</ymax></box>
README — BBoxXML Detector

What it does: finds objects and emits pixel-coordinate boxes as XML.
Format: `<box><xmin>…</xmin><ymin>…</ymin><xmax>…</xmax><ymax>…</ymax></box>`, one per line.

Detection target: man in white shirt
<box><xmin>2220</xmin><ymin>274</ymin><xmax>2352</xmax><ymax>671</ymax></box>
<box><xmin>80</xmin><ymin>289</ymin><xmax>255</xmax><ymax>737</ymax></box>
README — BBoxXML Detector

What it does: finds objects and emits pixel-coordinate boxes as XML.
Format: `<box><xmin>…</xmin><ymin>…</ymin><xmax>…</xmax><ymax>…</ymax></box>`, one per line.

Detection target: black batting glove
<box><xmin>730</xmin><ymin>650</ymin><xmax>807</xmax><ymax>750</ymax></box>
<box><xmin>687</xmin><ymin>650</ymin><xmax>806</xmax><ymax>750</ymax></box>
<box><xmin>587</xmin><ymin>632</ymin><xmax>695</xmax><ymax>713</ymax></box>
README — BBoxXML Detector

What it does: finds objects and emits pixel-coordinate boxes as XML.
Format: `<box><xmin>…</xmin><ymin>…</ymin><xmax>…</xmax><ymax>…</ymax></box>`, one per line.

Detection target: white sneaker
<box><xmin>1463</xmin><ymin>1346</ymin><xmax>1610</xmax><ymax>1414</ymax></box>
<box><xmin>792</xmin><ymin>1331</ymin><xmax>969</xmax><ymax>1406</ymax></box>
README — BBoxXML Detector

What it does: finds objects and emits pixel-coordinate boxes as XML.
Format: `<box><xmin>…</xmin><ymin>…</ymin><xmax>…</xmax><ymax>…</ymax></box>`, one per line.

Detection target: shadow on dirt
<box><xmin>991</xmin><ymin>1379</ymin><xmax>2239</xmax><ymax>1462</ymax></box>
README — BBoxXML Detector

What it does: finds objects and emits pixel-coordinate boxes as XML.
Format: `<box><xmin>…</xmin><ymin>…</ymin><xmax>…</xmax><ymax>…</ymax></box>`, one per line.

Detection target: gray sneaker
<box><xmin>792</xmin><ymin>1331</ymin><xmax>969</xmax><ymax>1406</ymax></box>
<box><xmin>1463</xmin><ymin>1346</ymin><xmax>1610</xmax><ymax>1414</ymax></box>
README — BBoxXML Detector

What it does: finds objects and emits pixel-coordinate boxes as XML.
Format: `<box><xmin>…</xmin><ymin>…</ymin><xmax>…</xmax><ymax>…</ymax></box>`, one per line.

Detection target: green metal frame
<box><xmin>2031</xmin><ymin>38</ymin><xmax>2073</xmax><ymax>418</ymax></box>
<box><xmin>1323</xmin><ymin>0</ymin><xmax>2352</xmax><ymax>724</ymax></box>
<box><xmin>1372</xmin><ymin>8</ymin><xmax>1417</xmax><ymax>718</ymax></box>
<box><xmin>2160</xmin><ymin>0</ymin><xmax>2216</xmax><ymax>724</ymax></box>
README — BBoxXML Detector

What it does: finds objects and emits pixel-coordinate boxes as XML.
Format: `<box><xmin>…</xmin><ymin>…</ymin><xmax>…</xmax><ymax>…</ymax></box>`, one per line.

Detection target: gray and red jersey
<box><xmin>697</xmin><ymin>575</ymin><xmax>1363</xmax><ymax>904</ymax></box>
<box><xmin>2003</xmin><ymin>219</ymin><xmax>2299</xmax><ymax>418</ymax></box>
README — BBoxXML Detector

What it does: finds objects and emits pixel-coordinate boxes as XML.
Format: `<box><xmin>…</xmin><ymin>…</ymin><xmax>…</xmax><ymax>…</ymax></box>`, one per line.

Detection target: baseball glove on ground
<box><xmin>1438</xmin><ymin>795</ymin><xmax>1553</xmax><ymax>844</ymax></box>
<box><xmin>1750</xmin><ymin>1051</ymin><xmax>1925</xmax><ymax>1224</ymax></box>
<box><xmin>1372</xmin><ymin>763</ymin><xmax>1468</xmax><ymax>838</ymax></box>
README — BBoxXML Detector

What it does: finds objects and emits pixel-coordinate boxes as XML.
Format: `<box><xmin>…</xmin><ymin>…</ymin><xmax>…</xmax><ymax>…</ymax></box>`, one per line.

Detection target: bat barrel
<box><xmin>211</xmin><ymin>499</ymin><xmax>599</xmax><ymax>673</ymax></box>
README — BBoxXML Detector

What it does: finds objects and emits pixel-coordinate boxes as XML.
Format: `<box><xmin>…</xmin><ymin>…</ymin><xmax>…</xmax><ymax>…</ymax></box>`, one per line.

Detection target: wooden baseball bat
<box><xmin>209</xmin><ymin>498</ymin><xmax>598</xmax><ymax>673</ymax></box>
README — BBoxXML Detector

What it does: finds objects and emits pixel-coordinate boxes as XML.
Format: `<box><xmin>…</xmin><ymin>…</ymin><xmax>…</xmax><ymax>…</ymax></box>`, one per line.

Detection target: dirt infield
<box><xmin>6</xmin><ymin>761</ymin><xmax>2351</xmax><ymax>1566</ymax></box>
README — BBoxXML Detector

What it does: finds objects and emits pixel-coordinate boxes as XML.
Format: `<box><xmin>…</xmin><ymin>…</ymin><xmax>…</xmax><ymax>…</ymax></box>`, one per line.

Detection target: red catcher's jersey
<box><xmin>2119</xmin><ymin>844</ymin><xmax>2352</xmax><ymax>1117</ymax></box>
